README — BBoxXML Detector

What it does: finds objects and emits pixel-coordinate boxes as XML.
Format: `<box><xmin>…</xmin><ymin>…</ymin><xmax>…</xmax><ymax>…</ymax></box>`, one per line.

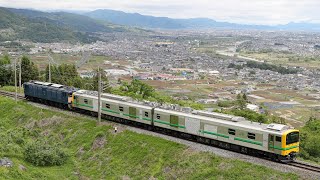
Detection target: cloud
<box><xmin>0</xmin><ymin>0</ymin><xmax>319</xmax><ymax>25</ymax></box>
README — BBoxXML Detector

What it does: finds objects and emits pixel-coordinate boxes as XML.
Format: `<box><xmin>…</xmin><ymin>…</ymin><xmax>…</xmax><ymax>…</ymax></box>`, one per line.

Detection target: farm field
<box><xmin>239</xmin><ymin>51</ymin><xmax>320</xmax><ymax>69</ymax></box>
<box><xmin>249</xmin><ymin>88</ymin><xmax>320</xmax><ymax>124</ymax></box>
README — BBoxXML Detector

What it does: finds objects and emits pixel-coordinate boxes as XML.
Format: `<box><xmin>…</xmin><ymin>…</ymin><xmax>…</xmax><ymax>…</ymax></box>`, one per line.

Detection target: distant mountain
<box><xmin>7</xmin><ymin>8</ymin><xmax>128</xmax><ymax>33</ymax></box>
<box><xmin>86</xmin><ymin>9</ymin><xmax>185</xmax><ymax>29</ymax></box>
<box><xmin>0</xmin><ymin>7</ymin><xmax>131</xmax><ymax>43</ymax></box>
<box><xmin>85</xmin><ymin>9</ymin><xmax>320</xmax><ymax>31</ymax></box>
<box><xmin>275</xmin><ymin>22</ymin><xmax>320</xmax><ymax>31</ymax></box>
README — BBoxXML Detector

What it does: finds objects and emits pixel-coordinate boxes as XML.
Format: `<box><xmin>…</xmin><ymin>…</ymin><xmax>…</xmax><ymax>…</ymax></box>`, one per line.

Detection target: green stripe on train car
<box><xmin>234</xmin><ymin>137</ymin><xmax>263</xmax><ymax>146</ymax></box>
<box><xmin>199</xmin><ymin>130</ymin><xmax>229</xmax><ymax>138</ymax></box>
<box><xmin>73</xmin><ymin>103</ymin><xmax>93</xmax><ymax>108</ymax></box>
<box><xmin>142</xmin><ymin>117</ymin><xmax>152</xmax><ymax>121</ymax></box>
<box><xmin>102</xmin><ymin>108</ymin><xmax>120</xmax><ymax>114</ymax></box>
<box><xmin>102</xmin><ymin>108</ymin><xmax>151</xmax><ymax>122</ymax></box>
<box><xmin>269</xmin><ymin>145</ymin><xmax>299</xmax><ymax>150</ymax></box>
<box><xmin>154</xmin><ymin>120</ymin><xmax>186</xmax><ymax>128</ymax></box>
<box><xmin>123</xmin><ymin>113</ymin><xmax>139</xmax><ymax>118</ymax></box>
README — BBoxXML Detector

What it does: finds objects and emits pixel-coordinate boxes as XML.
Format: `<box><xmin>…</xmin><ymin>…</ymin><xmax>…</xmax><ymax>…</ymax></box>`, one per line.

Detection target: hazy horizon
<box><xmin>0</xmin><ymin>0</ymin><xmax>319</xmax><ymax>26</ymax></box>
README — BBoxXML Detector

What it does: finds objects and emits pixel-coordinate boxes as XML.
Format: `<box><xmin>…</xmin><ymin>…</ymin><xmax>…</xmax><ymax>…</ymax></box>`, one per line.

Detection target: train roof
<box><xmin>74</xmin><ymin>90</ymin><xmax>153</xmax><ymax>110</ymax></box>
<box><xmin>25</xmin><ymin>81</ymin><xmax>78</xmax><ymax>92</ymax></box>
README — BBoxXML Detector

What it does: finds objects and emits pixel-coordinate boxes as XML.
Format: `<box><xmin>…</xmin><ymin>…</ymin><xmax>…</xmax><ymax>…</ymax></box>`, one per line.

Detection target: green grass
<box><xmin>0</xmin><ymin>96</ymin><xmax>299</xmax><ymax>179</ymax></box>
<box><xmin>0</xmin><ymin>86</ymin><xmax>23</xmax><ymax>93</ymax></box>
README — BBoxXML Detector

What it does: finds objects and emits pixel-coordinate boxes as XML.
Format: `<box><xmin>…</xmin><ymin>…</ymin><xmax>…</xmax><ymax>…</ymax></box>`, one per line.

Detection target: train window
<box><xmin>270</xmin><ymin>135</ymin><xmax>274</xmax><ymax>142</ymax></box>
<box><xmin>84</xmin><ymin>99</ymin><xmax>88</xmax><ymax>104</ymax></box>
<box><xmin>145</xmin><ymin>112</ymin><xmax>149</xmax><ymax>117</ymax></box>
<box><xmin>276</xmin><ymin>136</ymin><xmax>282</xmax><ymax>142</ymax></box>
<box><xmin>248</xmin><ymin>133</ymin><xmax>256</xmax><ymax>140</ymax></box>
<box><xmin>156</xmin><ymin>114</ymin><xmax>161</xmax><ymax>120</ymax></box>
<box><xmin>286</xmin><ymin>132</ymin><xmax>299</xmax><ymax>145</ymax></box>
<box><xmin>106</xmin><ymin>104</ymin><xmax>110</xmax><ymax>109</ymax></box>
<box><xmin>228</xmin><ymin>129</ymin><xmax>236</xmax><ymax>135</ymax></box>
<box><xmin>119</xmin><ymin>106</ymin><xmax>124</xmax><ymax>112</ymax></box>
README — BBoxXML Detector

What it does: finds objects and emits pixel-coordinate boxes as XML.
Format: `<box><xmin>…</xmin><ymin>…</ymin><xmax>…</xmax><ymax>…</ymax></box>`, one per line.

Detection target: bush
<box><xmin>299</xmin><ymin>118</ymin><xmax>320</xmax><ymax>162</ymax></box>
<box><xmin>24</xmin><ymin>140</ymin><xmax>68</xmax><ymax>166</ymax></box>
<box><xmin>217</xmin><ymin>100</ymin><xmax>236</xmax><ymax>108</ymax></box>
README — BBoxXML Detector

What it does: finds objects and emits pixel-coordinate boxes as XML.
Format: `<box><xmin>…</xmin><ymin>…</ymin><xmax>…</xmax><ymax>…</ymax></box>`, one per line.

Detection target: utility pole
<box><xmin>19</xmin><ymin>59</ymin><xmax>22</xmax><ymax>93</ymax></box>
<box><xmin>48</xmin><ymin>61</ymin><xmax>51</xmax><ymax>83</ymax></box>
<box><xmin>14</xmin><ymin>57</ymin><xmax>17</xmax><ymax>102</ymax></box>
<box><xmin>97</xmin><ymin>66</ymin><xmax>101</xmax><ymax>124</ymax></box>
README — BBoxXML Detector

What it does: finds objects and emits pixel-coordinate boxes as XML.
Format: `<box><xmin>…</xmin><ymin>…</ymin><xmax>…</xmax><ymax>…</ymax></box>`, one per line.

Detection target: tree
<box><xmin>242</xmin><ymin>93</ymin><xmax>248</xmax><ymax>102</ymax></box>
<box><xmin>45</xmin><ymin>63</ymin><xmax>83</xmax><ymax>88</ymax></box>
<box><xmin>0</xmin><ymin>55</ymin><xmax>13</xmax><ymax>86</ymax></box>
<box><xmin>236</xmin><ymin>93</ymin><xmax>247</xmax><ymax>110</ymax></box>
<box><xmin>91</xmin><ymin>70</ymin><xmax>111</xmax><ymax>93</ymax></box>
<box><xmin>0</xmin><ymin>54</ymin><xmax>10</xmax><ymax>65</ymax></box>
<box><xmin>21</xmin><ymin>56</ymin><xmax>39</xmax><ymax>84</ymax></box>
<box><xmin>117</xmin><ymin>79</ymin><xmax>155</xmax><ymax>99</ymax></box>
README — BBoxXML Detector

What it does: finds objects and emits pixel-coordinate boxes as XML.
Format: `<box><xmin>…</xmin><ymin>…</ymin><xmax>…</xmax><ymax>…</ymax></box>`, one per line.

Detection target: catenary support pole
<box><xmin>48</xmin><ymin>61</ymin><xmax>51</xmax><ymax>83</ymax></box>
<box><xmin>14</xmin><ymin>57</ymin><xmax>17</xmax><ymax>102</ymax></box>
<box><xmin>19</xmin><ymin>59</ymin><xmax>22</xmax><ymax>93</ymax></box>
<box><xmin>98</xmin><ymin>66</ymin><xmax>101</xmax><ymax>124</ymax></box>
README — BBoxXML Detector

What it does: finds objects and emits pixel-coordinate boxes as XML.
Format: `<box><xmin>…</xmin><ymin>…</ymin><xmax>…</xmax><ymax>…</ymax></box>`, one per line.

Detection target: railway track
<box><xmin>0</xmin><ymin>90</ymin><xmax>25</xmax><ymax>100</ymax></box>
<box><xmin>0</xmin><ymin>90</ymin><xmax>320</xmax><ymax>175</ymax></box>
<box><xmin>288</xmin><ymin>161</ymin><xmax>320</xmax><ymax>173</ymax></box>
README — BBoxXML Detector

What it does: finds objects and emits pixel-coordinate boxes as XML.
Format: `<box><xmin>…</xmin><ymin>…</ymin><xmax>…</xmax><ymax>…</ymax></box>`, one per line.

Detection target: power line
<box><xmin>76</xmin><ymin>51</ymin><xmax>91</xmax><ymax>69</ymax></box>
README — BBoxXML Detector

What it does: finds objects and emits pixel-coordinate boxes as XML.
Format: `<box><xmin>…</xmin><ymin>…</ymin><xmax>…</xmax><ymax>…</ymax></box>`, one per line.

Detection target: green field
<box><xmin>239</xmin><ymin>51</ymin><xmax>320</xmax><ymax>68</ymax></box>
<box><xmin>0</xmin><ymin>96</ymin><xmax>299</xmax><ymax>179</ymax></box>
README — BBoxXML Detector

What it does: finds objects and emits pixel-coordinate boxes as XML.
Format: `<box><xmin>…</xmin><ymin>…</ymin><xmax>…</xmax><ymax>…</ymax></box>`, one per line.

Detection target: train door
<box><xmin>170</xmin><ymin>115</ymin><xmax>179</xmax><ymax>128</ymax></box>
<box><xmin>129</xmin><ymin>107</ymin><xmax>137</xmax><ymax>118</ymax></box>
<box><xmin>268</xmin><ymin>134</ymin><xmax>274</xmax><ymax>151</ymax></box>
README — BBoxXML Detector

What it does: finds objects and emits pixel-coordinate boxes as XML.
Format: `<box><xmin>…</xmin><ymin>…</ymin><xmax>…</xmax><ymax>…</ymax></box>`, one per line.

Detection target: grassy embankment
<box><xmin>0</xmin><ymin>86</ymin><xmax>23</xmax><ymax>93</ymax></box>
<box><xmin>0</xmin><ymin>96</ymin><xmax>299</xmax><ymax>179</ymax></box>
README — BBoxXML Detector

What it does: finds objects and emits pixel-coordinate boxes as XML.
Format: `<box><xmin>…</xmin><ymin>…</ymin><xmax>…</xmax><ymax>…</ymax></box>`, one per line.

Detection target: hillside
<box><xmin>86</xmin><ymin>9</ymin><xmax>320</xmax><ymax>31</ymax></box>
<box><xmin>0</xmin><ymin>7</ymin><xmax>130</xmax><ymax>43</ymax></box>
<box><xmin>0</xmin><ymin>96</ymin><xmax>299</xmax><ymax>179</ymax></box>
<box><xmin>7</xmin><ymin>8</ymin><xmax>128</xmax><ymax>33</ymax></box>
<box><xmin>86</xmin><ymin>9</ymin><xmax>185</xmax><ymax>29</ymax></box>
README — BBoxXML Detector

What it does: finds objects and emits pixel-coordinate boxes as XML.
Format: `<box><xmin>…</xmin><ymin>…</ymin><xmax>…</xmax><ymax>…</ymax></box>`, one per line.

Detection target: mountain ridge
<box><xmin>0</xmin><ymin>7</ymin><xmax>132</xmax><ymax>43</ymax></box>
<box><xmin>85</xmin><ymin>9</ymin><xmax>320</xmax><ymax>31</ymax></box>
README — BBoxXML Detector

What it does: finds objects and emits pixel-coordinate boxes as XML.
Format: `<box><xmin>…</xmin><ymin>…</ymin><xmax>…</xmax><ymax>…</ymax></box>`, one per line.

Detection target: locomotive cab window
<box><xmin>156</xmin><ymin>114</ymin><xmax>161</xmax><ymax>120</ymax></box>
<box><xmin>276</xmin><ymin>136</ymin><xmax>282</xmax><ymax>142</ymax></box>
<box><xmin>106</xmin><ymin>104</ymin><xmax>110</xmax><ymax>109</ymax></box>
<box><xmin>145</xmin><ymin>112</ymin><xmax>149</xmax><ymax>117</ymax></box>
<box><xmin>119</xmin><ymin>106</ymin><xmax>124</xmax><ymax>112</ymax></box>
<box><xmin>248</xmin><ymin>133</ymin><xmax>255</xmax><ymax>140</ymax></box>
<box><xmin>84</xmin><ymin>99</ymin><xmax>88</xmax><ymax>104</ymax></box>
<box><xmin>228</xmin><ymin>129</ymin><xmax>236</xmax><ymax>135</ymax></box>
<box><xmin>286</xmin><ymin>132</ymin><xmax>299</xmax><ymax>145</ymax></box>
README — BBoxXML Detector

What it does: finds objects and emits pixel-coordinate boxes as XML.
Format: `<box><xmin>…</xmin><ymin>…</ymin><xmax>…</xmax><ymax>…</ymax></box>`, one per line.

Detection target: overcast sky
<box><xmin>1</xmin><ymin>0</ymin><xmax>319</xmax><ymax>25</ymax></box>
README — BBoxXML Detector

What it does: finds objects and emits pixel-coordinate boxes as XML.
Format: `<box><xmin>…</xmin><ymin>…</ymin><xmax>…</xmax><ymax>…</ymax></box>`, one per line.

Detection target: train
<box><xmin>23</xmin><ymin>81</ymin><xmax>300</xmax><ymax>162</ymax></box>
